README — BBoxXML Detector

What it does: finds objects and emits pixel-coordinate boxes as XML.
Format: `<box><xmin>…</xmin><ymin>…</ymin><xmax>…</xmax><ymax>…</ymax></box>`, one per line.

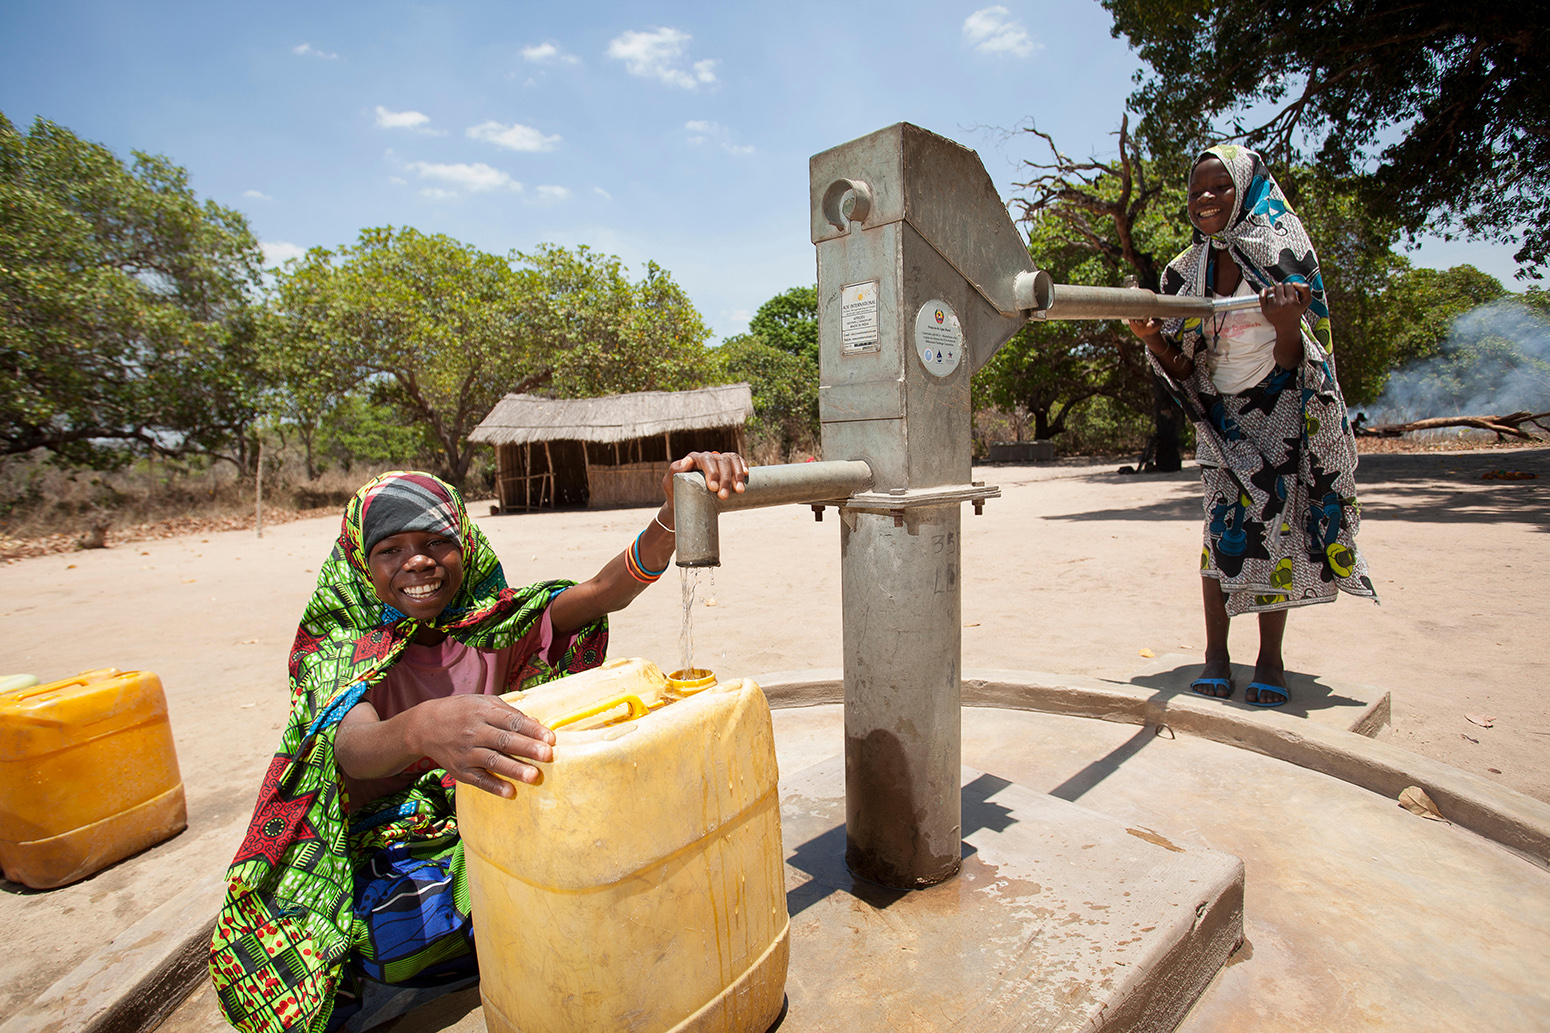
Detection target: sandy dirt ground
<box><xmin>3</xmin><ymin>446</ymin><xmax>1545</xmax><ymax>818</ymax></box>
<box><xmin>0</xmin><ymin>445</ymin><xmax>1545</xmax><ymax>1014</ymax></box>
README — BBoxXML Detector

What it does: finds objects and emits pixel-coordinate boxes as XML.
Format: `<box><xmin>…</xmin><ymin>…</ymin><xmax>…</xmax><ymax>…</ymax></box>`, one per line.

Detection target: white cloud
<box><xmin>535</xmin><ymin>185</ymin><xmax>571</xmax><ymax>201</ymax></box>
<box><xmin>388</xmin><ymin>176</ymin><xmax>408</xmax><ymax>186</ymax></box>
<box><xmin>261</xmin><ymin>241</ymin><xmax>306</xmax><ymax>266</ymax></box>
<box><xmin>467</xmin><ymin>120</ymin><xmax>561</xmax><ymax>153</ymax></box>
<box><xmin>592</xmin><ymin>186</ymin><xmax>612</xmax><ymax>201</ymax></box>
<box><xmin>375</xmin><ymin>105</ymin><xmax>436</xmax><ymax>131</ymax></box>
<box><xmin>242</xmin><ymin>189</ymin><xmax>272</xmax><ymax>201</ymax></box>
<box><xmin>522</xmin><ymin>42</ymin><xmax>578</xmax><ymax>64</ymax></box>
<box><xmin>420</xmin><ymin>188</ymin><xmax>459</xmax><ymax>202</ymax></box>
<box><xmin>405</xmin><ymin>160</ymin><xmax>521</xmax><ymax>193</ymax></box>
<box><xmin>962</xmin><ymin>7</ymin><xmax>1040</xmax><ymax>57</ymax></box>
<box><xmin>292</xmin><ymin>43</ymin><xmax>338</xmax><ymax>60</ymax></box>
<box><xmin>607</xmin><ymin>28</ymin><xmax>718</xmax><ymax>89</ymax></box>
<box><xmin>683</xmin><ymin>120</ymin><xmax>754</xmax><ymax>155</ymax></box>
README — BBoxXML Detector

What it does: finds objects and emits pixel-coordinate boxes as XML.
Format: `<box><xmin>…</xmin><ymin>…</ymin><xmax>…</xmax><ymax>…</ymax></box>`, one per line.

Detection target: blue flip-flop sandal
<box><xmin>1244</xmin><ymin>681</ymin><xmax>1288</xmax><ymax>707</ymax></box>
<box><xmin>1189</xmin><ymin>677</ymin><xmax>1234</xmax><ymax>699</ymax></box>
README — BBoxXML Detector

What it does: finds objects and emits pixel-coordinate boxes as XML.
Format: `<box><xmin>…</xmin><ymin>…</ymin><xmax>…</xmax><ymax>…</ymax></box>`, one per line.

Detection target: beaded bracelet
<box><xmin>625</xmin><ymin>530</ymin><xmax>669</xmax><ymax>584</ymax></box>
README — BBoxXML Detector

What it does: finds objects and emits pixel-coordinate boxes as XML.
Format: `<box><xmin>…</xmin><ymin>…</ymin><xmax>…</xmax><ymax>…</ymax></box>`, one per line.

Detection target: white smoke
<box><xmin>1362</xmin><ymin>298</ymin><xmax>1550</xmax><ymax>424</ymax></box>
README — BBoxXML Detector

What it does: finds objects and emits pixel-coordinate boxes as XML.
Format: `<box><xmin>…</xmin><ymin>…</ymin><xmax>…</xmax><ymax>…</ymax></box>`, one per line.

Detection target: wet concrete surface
<box><xmin>776</xmin><ymin>755</ymin><xmax>1242</xmax><ymax>1032</ymax></box>
<box><xmin>155</xmin><ymin>703</ymin><xmax>1550</xmax><ymax>1032</ymax></box>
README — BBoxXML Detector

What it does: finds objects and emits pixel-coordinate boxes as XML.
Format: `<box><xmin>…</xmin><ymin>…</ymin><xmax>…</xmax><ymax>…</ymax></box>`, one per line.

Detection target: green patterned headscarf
<box><xmin>210</xmin><ymin>472</ymin><xmax>607</xmax><ymax>1032</ymax></box>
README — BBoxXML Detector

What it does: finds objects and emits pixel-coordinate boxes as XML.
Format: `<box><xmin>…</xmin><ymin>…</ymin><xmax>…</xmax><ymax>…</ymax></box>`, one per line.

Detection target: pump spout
<box><xmin>673</xmin><ymin>460</ymin><xmax>874</xmax><ymax>567</ymax></box>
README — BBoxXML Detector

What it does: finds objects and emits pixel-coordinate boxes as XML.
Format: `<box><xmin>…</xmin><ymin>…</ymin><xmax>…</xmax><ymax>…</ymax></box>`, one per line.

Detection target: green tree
<box><xmin>276</xmin><ymin>227</ymin><xmax>528</xmax><ymax>488</ymax></box>
<box><xmin>263</xmin><ymin>253</ymin><xmax>369</xmax><ymax>478</ymax></box>
<box><xmin>0</xmin><ymin>113</ymin><xmax>267</xmax><ymax>467</ymax></box>
<box><xmin>272</xmin><ymin>236</ymin><xmax>717</xmax><ymax>486</ymax></box>
<box><xmin>713</xmin><ymin>334</ymin><xmax>819</xmax><ymax>460</ymax></box>
<box><xmin>991</xmin><ymin>117</ymin><xmax>1191</xmax><ymax>460</ymax></box>
<box><xmin>1351</xmin><ymin>263</ymin><xmax>1509</xmax><ymax>405</ymax></box>
<box><xmin>748</xmin><ymin>286</ymin><xmax>818</xmax><ymax>364</ymax></box>
<box><xmin>316</xmin><ymin>391</ymin><xmax>431</xmax><ymax>471</ymax></box>
<box><xmin>550</xmin><ymin>260</ymin><xmax>715</xmax><ymax>396</ymax></box>
<box><xmin>1103</xmin><ymin>0</ymin><xmax>1550</xmax><ymax>277</ymax></box>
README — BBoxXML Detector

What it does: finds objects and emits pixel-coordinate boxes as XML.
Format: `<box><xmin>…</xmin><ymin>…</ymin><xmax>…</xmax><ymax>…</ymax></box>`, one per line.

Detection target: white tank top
<box><xmin>1204</xmin><ymin>279</ymin><xmax>1278</xmax><ymax>395</ymax></box>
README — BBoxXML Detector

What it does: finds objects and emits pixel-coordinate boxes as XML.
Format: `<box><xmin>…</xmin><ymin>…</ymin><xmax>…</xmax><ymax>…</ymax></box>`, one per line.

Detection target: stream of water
<box><xmin>678</xmin><ymin>566</ymin><xmax>699</xmax><ymax>677</ymax></box>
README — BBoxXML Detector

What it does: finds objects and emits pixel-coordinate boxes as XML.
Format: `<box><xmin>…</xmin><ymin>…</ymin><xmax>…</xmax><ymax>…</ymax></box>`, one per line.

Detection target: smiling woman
<box><xmin>209</xmin><ymin>456</ymin><xmax>747</xmax><ymax>1033</ymax></box>
<box><xmin>1125</xmin><ymin>144</ymin><xmax>1378</xmax><ymax>709</ymax></box>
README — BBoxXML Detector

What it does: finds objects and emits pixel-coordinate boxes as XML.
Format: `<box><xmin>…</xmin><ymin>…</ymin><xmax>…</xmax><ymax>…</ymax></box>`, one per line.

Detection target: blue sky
<box><xmin>0</xmin><ymin>0</ymin><xmax>1525</xmax><ymax>341</ymax></box>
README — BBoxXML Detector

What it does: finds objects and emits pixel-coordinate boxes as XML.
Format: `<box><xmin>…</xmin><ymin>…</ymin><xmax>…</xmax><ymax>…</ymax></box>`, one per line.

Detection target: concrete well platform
<box><xmin>1126</xmin><ymin>653</ymin><xmax>1391</xmax><ymax>737</ymax></box>
<box><xmin>776</xmin><ymin>755</ymin><xmax>1242</xmax><ymax>1032</ymax></box>
<box><xmin>148</xmin><ymin>696</ymin><xmax>1550</xmax><ymax>1033</ymax></box>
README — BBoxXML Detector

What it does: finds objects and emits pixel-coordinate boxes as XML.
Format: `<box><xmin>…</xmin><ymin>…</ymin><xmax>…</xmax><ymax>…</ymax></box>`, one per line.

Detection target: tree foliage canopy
<box><xmin>268</xmin><ymin>234</ymin><xmax>717</xmax><ymax>486</ymax></box>
<box><xmin>1103</xmin><ymin>0</ymin><xmax>1550</xmax><ymax>277</ymax></box>
<box><xmin>983</xmin><ymin>119</ymin><xmax>1191</xmax><ymax>444</ymax></box>
<box><xmin>714</xmin><ymin>286</ymin><xmax>820</xmax><ymax>460</ymax></box>
<box><xmin>0</xmin><ymin>113</ymin><xmax>265</xmax><ymax>466</ymax></box>
<box><xmin>713</xmin><ymin>332</ymin><xmax>818</xmax><ymax>459</ymax></box>
<box><xmin>747</xmin><ymin>286</ymin><xmax>818</xmax><ymax>365</ymax></box>
<box><xmin>543</xmin><ymin>249</ymin><xmax>714</xmax><ymax>398</ymax></box>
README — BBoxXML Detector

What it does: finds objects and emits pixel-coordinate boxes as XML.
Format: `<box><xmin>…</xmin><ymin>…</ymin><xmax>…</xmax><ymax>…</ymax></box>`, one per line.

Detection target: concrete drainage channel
<box><xmin>7</xmin><ymin>667</ymin><xmax>1548</xmax><ymax>1033</ymax></box>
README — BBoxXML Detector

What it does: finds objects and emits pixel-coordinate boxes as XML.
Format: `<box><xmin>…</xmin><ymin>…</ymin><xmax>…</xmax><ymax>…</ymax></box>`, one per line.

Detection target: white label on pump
<box><xmin>841</xmin><ymin>280</ymin><xmax>880</xmax><ymax>354</ymax></box>
<box><xmin>914</xmin><ymin>300</ymin><xmax>962</xmax><ymax>377</ymax></box>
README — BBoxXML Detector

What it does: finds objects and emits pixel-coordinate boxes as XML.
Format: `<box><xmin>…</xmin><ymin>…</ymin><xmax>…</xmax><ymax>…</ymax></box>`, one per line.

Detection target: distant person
<box><xmin>1125</xmin><ymin>145</ymin><xmax>1377</xmax><ymax>706</ymax></box>
<box><xmin>209</xmin><ymin>454</ymin><xmax>747</xmax><ymax>1032</ymax></box>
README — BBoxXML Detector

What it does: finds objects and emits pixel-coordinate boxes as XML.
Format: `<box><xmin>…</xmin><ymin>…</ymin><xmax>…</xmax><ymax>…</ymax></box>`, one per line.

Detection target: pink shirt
<box><xmin>340</xmin><ymin>609</ymin><xmax>570</xmax><ymax>812</ymax></box>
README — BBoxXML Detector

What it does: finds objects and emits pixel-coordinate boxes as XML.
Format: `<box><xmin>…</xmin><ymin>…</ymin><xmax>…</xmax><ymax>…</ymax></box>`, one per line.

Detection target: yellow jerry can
<box><xmin>0</xmin><ymin>669</ymin><xmax>187</xmax><ymax>889</ymax></box>
<box><xmin>458</xmin><ymin>658</ymin><xmax>789</xmax><ymax>1033</ymax></box>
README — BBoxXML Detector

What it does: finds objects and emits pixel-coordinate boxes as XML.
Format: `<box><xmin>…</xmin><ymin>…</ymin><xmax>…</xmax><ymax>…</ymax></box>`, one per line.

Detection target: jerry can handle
<box><xmin>546</xmin><ymin>693</ymin><xmax>648</xmax><ymax>730</ymax></box>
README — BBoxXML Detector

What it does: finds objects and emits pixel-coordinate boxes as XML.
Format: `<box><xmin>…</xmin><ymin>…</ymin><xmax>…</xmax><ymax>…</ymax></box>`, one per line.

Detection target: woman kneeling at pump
<box><xmin>210</xmin><ymin>453</ymin><xmax>747</xmax><ymax>1033</ymax></box>
<box><xmin>1126</xmin><ymin>145</ymin><xmax>1377</xmax><ymax>707</ymax></box>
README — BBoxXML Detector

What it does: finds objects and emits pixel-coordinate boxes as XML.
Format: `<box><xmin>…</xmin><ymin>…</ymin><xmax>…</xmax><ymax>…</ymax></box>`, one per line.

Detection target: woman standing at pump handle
<box><xmin>209</xmin><ymin>451</ymin><xmax>747</xmax><ymax>1033</ymax></box>
<box><xmin>1126</xmin><ymin>144</ymin><xmax>1377</xmax><ymax>708</ymax></box>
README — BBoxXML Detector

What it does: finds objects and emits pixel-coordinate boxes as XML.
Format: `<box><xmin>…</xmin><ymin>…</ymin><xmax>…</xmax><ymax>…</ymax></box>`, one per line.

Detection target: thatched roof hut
<box><xmin>469</xmin><ymin>384</ymin><xmax>753</xmax><ymax>511</ymax></box>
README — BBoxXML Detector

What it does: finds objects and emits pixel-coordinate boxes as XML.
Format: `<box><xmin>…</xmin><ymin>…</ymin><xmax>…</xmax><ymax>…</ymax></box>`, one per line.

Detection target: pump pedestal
<box><xmin>780</xmin><ymin>755</ymin><xmax>1244</xmax><ymax>1032</ymax></box>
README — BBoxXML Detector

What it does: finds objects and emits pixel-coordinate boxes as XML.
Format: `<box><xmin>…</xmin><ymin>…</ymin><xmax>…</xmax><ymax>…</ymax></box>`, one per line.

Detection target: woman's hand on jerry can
<box><xmin>1259</xmin><ymin>281</ymin><xmax>1311</xmax><ymax>332</ymax></box>
<box><xmin>409</xmin><ymin>694</ymin><xmax>556</xmax><ymax>798</ymax></box>
<box><xmin>662</xmin><ymin>451</ymin><xmax>750</xmax><ymax>503</ymax></box>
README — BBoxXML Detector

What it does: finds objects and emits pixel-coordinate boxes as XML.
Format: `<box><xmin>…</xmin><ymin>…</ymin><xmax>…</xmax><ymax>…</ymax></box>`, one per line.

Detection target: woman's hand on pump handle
<box><xmin>1259</xmin><ymin>281</ymin><xmax>1312</xmax><ymax>332</ymax></box>
<box><xmin>661</xmin><ymin>450</ymin><xmax>750</xmax><ymax>504</ymax></box>
<box><xmin>1127</xmin><ymin>316</ymin><xmax>1167</xmax><ymax>348</ymax></box>
<box><xmin>1127</xmin><ymin>316</ymin><xmax>1195</xmax><ymax>379</ymax></box>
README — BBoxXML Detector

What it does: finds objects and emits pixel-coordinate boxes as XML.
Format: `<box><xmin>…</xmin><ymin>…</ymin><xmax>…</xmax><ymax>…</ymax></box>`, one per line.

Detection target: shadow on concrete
<box><xmin>785</xmin><ymin>774</ymin><xmax>1021</xmax><ymax>918</ymax></box>
<box><xmin>1047</xmin><ymin>726</ymin><xmax>1157</xmax><ymax>803</ymax></box>
<box><xmin>1132</xmin><ymin>662</ymin><xmax>1371</xmax><ymax>721</ymax></box>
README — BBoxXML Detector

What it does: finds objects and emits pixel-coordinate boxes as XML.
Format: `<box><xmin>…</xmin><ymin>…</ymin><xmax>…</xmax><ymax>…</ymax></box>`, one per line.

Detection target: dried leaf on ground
<box><xmin>1398</xmin><ymin>786</ymin><xmax>1448</xmax><ymax>822</ymax></box>
<box><xmin>1139</xmin><ymin>648</ymin><xmax>1155</xmax><ymax>658</ymax></box>
<box><xmin>1465</xmin><ymin>713</ymin><xmax>1496</xmax><ymax>728</ymax></box>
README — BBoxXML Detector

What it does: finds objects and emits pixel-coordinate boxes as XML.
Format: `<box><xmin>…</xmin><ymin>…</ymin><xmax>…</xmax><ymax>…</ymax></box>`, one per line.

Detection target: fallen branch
<box><xmin>1356</xmin><ymin>410</ymin><xmax>1550</xmax><ymax>441</ymax></box>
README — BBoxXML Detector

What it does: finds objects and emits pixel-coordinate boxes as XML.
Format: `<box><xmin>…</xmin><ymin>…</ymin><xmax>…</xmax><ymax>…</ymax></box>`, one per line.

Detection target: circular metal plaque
<box><xmin>913</xmin><ymin>300</ymin><xmax>963</xmax><ymax>377</ymax></box>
